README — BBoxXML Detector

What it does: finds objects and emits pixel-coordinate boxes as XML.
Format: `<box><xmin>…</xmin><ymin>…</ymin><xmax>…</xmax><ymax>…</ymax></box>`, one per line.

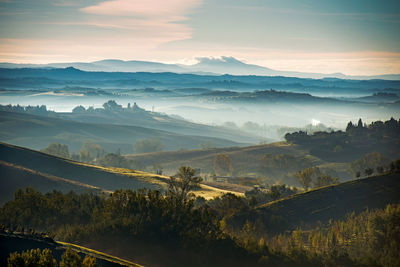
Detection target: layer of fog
<box><xmin>1</xmin><ymin>91</ymin><xmax>398</xmax><ymax>142</ymax></box>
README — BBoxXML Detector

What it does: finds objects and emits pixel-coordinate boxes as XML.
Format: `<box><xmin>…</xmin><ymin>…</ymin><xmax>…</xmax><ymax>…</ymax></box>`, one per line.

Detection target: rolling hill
<box><xmin>0</xmin><ymin>111</ymin><xmax>245</xmax><ymax>153</ymax></box>
<box><xmin>227</xmin><ymin>172</ymin><xmax>400</xmax><ymax>233</ymax></box>
<box><xmin>0</xmin><ymin>232</ymin><xmax>141</xmax><ymax>267</ymax></box>
<box><xmin>0</xmin><ymin>160</ymin><xmax>111</xmax><ymax>204</ymax></box>
<box><xmin>1</xmin><ymin>67</ymin><xmax>400</xmax><ymax>94</ymax></box>
<box><xmin>0</xmin><ymin>142</ymin><xmax>239</xmax><ymax>204</ymax></box>
<box><xmin>124</xmin><ymin>142</ymin><xmax>353</xmax><ymax>183</ymax></box>
<box><xmin>54</xmin><ymin>104</ymin><xmax>262</xmax><ymax>144</ymax></box>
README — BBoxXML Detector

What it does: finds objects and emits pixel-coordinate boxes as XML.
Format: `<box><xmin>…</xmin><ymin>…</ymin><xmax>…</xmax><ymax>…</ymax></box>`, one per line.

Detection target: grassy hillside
<box><xmin>125</xmin><ymin>142</ymin><xmax>354</xmax><ymax>185</ymax></box>
<box><xmin>0</xmin><ymin>232</ymin><xmax>141</xmax><ymax>267</ymax></box>
<box><xmin>126</xmin><ymin>142</ymin><xmax>310</xmax><ymax>173</ymax></box>
<box><xmin>0</xmin><ymin>142</ymin><xmax>239</xmax><ymax>203</ymax></box>
<box><xmin>0</xmin><ymin>111</ymin><xmax>243</xmax><ymax>153</ymax></box>
<box><xmin>229</xmin><ymin>172</ymin><xmax>400</xmax><ymax>233</ymax></box>
<box><xmin>0</xmin><ymin>160</ymin><xmax>111</xmax><ymax>204</ymax></box>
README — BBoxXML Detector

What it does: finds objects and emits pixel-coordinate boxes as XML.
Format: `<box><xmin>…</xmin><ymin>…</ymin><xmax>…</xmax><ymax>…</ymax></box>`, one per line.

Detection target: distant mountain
<box><xmin>1</xmin><ymin>67</ymin><xmax>400</xmax><ymax>95</ymax></box>
<box><xmin>1</xmin><ymin>57</ymin><xmax>399</xmax><ymax>80</ymax></box>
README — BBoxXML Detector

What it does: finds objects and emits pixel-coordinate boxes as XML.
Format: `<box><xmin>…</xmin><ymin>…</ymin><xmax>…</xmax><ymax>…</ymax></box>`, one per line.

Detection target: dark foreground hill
<box><xmin>0</xmin><ymin>142</ymin><xmax>163</xmax><ymax>192</ymax></box>
<box><xmin>0</xmin><ymin>160</ymin><xmax>111</xmax><ymax>204</ymax></box>
<box><xmin>0</xmin><ymin>232</ymin><xmax>141</xmax><ymax>266</ymax></box>
<box><xmin>0</xmin><ymin>142</ymin><xmax>236</xmax><ymax>203</ymax></box>
<box><xmin>228</xmin><ymin>172</ymin><xmax>400</xmax><ymax>233</ymax></box>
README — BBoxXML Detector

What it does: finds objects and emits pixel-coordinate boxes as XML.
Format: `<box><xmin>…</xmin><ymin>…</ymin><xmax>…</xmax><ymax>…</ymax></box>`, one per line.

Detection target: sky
<box><xmin>0</xmin><ymin>0</ymin><xmax>399</xmax><ymax>75</ymax></box>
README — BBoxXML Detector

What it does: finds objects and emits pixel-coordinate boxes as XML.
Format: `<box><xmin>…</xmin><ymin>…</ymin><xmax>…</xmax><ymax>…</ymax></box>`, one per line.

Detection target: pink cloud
<box><xmin>77</xmin><ymin>0</ymin><xmax>202</xmax><ymax>46</ymax></box>
<box><xmin>80</xmin><ymin>0</ymin><xmax>201</xmax><ymax>18</ymax></box>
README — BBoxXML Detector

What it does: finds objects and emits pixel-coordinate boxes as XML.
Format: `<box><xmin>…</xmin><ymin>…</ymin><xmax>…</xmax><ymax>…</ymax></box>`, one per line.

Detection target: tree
<box><xmin>79</xmin><ymin>142</ymin><xmax>106</xmax><ymax>162</ymax></box>
<box><xmin>213</xmin><ymin>154</ymin><xmax>233</xmax><ymax>176</ymax></box>
<box><xmin>7</xmin><ymin>248</ymin><xmax>57</xmax><ymax>267</ymax></box>
<box><xmin>376</xmin><ymin>166</ymin><xmax>384</xmax><ymax>174</ymax></box>
<box><xmin>72</xmin><ymin>105</ymin><xmax>86</xmax><ymax>113</ymax></box>
<box><xmin>345</xmin><ymin>121</ymin><xmax>354</xmax><ymax>132</ymax></box>
<box><xmin>152</xmin><ymin>163</ymin><xmax>163</xmax><ymax>175</ymax></box>
<box><xmin>82</xmin><ymin>256</ymin><xmax>96</xmax><ymax>267</ymax></box>
<box><xmin>98</xmin><ymin>153</ymin><xmax>127</xmax><ymax>168</ymax></box>
<box><xmin>168</xmin><ymin>166</ymin><xmax>202</xmax><ymax>202</ymax></box>
<box><xmin>133</xmin><ymin>138</ymin><xmax>164</xmax><ymax>153</ymax></box>
<box><xmin>313</xmin><ymin>175</ymin><xmax>339</xmax><ymax>188</ymax></box>
<box><xmin>364</xmin><ymin>167</ymin><xmax>374</xmax><ymax>177</ymax></box>
<box><xmin>295</xmin><ymin>167</ymin><xmax>321</xmax><ymax>190</ymax></box>
<box><xmin>350</xmin><ymin>152</ymin><xmax>389</xmax><ymax>176</ymax></box>
<box><xmin>41</xmin><ymin>143</ymin><xmax>70</xmax><ymax>158</ymax></box>
<box><xmin>357</xmin><ymin>118</ymin><xmax>363</xmax><ymax>128</ymax></box>
<box><xmin>269</xmin><ymin>185</ymin><xmax>282</xmax><ymax>201</ymax></box>
<box><xmin>102</xmin><ymin>100</ymin><xmax>122</xmax><ymax>111</ymax></box>
<box><xmin>60</xmin><ymin>248</ymin><xmax>82</xmax><ymax>267</ymax></box>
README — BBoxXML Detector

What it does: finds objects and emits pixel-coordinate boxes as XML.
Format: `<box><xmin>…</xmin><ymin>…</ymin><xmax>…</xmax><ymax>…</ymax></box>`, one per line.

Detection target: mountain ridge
<box><xmin>1</xmin><ymin>56</ymin><xmax>399</xmax><ymax>80</ymax></box>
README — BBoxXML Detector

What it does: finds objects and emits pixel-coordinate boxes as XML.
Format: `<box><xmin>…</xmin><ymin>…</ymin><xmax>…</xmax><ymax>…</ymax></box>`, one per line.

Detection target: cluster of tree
<box><xmin>40</xmin><ymin>143</ymin><xmax>70</xmax><ymax>159</ymax></box>
<box><xmin>0</xmin><ymin>189</ymin><xmax>316</xmax><ymax>265</ymax></box>
<box><xmin>277</xmin><ymin>123</ymin><xmax>334</xmax><ymax>139</ymax></box>
<box><xmin>40</xmin><ymin>142</ymin><xmax>107</xmax><ymax>162</ymax></box>
<box><xmin>295</xmin><ymin>167</ymin><xmax>338</xmax><ymax>190</ymax></box>
<box><xmin>264</xmin><ymin>204</ymin><xmax>400</xmax><ymax>267</ymax></box>
<box><xmin>258</xmin><ymin>154</ymin><xmax>312</xmax><ymax>178</ymax></box>
<box><xmin>0</xmin><ymin>104</ymin><xmax>54</xmax><ymax>116</ymax></box>
<box><xmin>8</xmin><ymin>247</ymin><xmax>96</xmax><ymax>267</ymax></box>
<box><xmin>0</xmin><ymin>168</ymin><xmax>254</xmax><ymax>266</ymax></box>
<box><xmin>72</xmin><ymin>100</ymin><xmax>146</xmax><ymax>114</ymax></box>
<box><xmin>0</xmin><ymin>101</ymin><xmax>148</xmax><ymax>118</ymax></box>
<box><xmin>40</xmin><ymin>142</ymin><xmax>149</xmax><ymax>171</ymax></box>
<box><xmin>350</xmin><ymin>152</ymin><xmax>391</xmax><ymax>178</ymax></box>
<box><xmin>133</xmin><ymin>138</ymin><xmax>164</xmax><ymax>153</ymax></box>
<box><xmin>97</xmin><ymin>152</ymin><xmax>145</xmax><ymax>170</ymax></box>
<box><xmin>2</xmin><ymin>165</ymin><xmax>399</xmax><ymax>266</ymax></box>
<box><xmin>245</xmin><ymin>185</ymin><xmax>298</xmax><ymax>205</ymax></box>
<box><xmin>213</xmin><ymin>154</ymin><xmax>233</xmax><ymax>176</ymax></box>
<box><xmin>284</xmin><ymin>118</ymin><xmax>400</xmax><ymax>160</ymax></box>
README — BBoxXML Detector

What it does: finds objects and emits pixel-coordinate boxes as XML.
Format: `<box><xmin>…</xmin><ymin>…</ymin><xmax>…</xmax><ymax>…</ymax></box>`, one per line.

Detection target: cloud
<box><xmin>81</xmin><ymin>0</ymin><xmax>201</xmax><ymax>18</ymax></box>
<box><xmin>78</xmin><ymin>0</ymin><xmax>202</xmax><ymax>45</ymax></box>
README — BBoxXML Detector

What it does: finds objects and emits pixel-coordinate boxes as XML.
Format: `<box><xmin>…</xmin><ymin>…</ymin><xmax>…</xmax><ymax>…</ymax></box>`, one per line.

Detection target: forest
<box><xmin>1</xmin><ymin>159</ymin><xmax>399</xmax><ymax>266</ymax></box>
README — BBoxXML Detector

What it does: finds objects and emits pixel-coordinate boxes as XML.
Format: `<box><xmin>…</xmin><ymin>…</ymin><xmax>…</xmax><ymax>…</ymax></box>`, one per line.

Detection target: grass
<box><xmin>0</xmin><ymin>231</ymin><xmax>142</xmax><ymax>267</ymax></box>
<box><xmin>0</xmin><ymin>142</ymin><xmax>241</xmax><ymax>202</ymax></box>
<box><xmin>256</xmin><ymin>172</ymin><xmax>400</xmax><ymax>230</ymax></box>
<box><xmin>57</xmin><ymin>241</ymin><xmax>143</xmax><ymax>267</ymax></box>
<box><xmin>125</xmin><ymin>141</ymin><xmax>309</xmax><ymax>176</ymax></box>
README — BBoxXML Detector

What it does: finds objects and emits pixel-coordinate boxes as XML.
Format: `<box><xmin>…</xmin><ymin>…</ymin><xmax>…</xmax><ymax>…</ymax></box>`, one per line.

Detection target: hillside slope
<box><xmin>0</xmin><ymin>111</ymin><xmax>243</xmax><ymax>153</ymax></box>
<box><xmin>0</xmin><ymin>142</ymin><xmax>164</xmax><ymax>191</ymax></box>
<box><xmin>0</xmin><ymin>160</ymin><xmax>111</xmax><ymax>204</ymax></box>
<box><xmin>0</xmin><ymin>232</ymin><xmax>141</xmax><ymax>267</ymax></box>
<box><xmin>230</xmin><ymin>173</ymin><xmax>400</xmax><ymax>233</ymax></box>
<box><xmin>57</xmin><ymin>108</ymin><xmax>261</xmax><ymax>144</ymax></box>
<box><xmin>125</xmin><ymin>142</ymin><xmax>324</xmax><ymax>175</ymax></box>
<box><xmin>0</xmin><ymin>142</ymin><xmax>239</xmax><ymax>203</ymax></box>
